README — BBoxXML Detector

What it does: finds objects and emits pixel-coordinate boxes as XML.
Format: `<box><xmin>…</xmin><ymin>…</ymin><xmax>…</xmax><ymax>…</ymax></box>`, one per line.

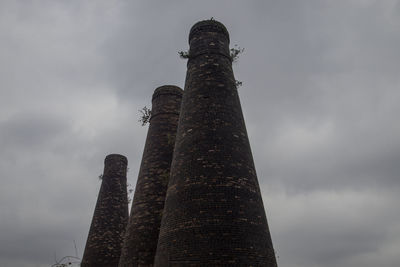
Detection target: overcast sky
<box><xmin>1</xmin><ymin>1</ymin><xmax>399</xmax><ymax>266</ymax></box>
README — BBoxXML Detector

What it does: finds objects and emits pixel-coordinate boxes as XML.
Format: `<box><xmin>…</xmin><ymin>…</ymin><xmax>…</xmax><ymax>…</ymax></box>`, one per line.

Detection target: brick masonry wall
<box><xmin>154</xmin><ymin>20</ymin><xmax>278</xmax><ymax>266</ymax></box>
<box><xmin>81</xmin><ymin>154</ymin><xmax>129</xmax><ymax>267</ymax></box>
<box><xmin>119</xmin><ymin>86</ymin><xmax>183</xmax><ymax>267</ymax></box>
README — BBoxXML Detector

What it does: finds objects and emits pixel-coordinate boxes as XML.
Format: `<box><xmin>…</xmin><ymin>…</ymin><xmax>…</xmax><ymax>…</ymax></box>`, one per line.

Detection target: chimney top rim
<box><xmin>152</xmin><ymin>85</ymin><xmax>183</xmax><ymax>101</ymax></box>
<box><xmin>189</xmin><ymin>19</ymin><xmax>230</xmax><ymax>43</ymax></box>
<box><xmin>104</xmin><ymin>154</ymin><xmax>128</xmax><ymax>164</ymax></box>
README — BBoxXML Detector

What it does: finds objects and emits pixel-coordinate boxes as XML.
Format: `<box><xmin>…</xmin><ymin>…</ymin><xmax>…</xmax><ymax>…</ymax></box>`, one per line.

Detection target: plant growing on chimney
<box><xmin>179</xmin><ymin>43</ymin><xmax>244</xmax><ymax>88</ymax></box>
<box><xmin>178</xmin><ymin>50</ymin><xmax>190</xmax><ymax>59</ymax></box>
<box><xmin>138</xmin><ymin>106</ymin><xmax>151</xmax><ymax>126</ymax></box>
<box><xmin>235</xmin><ymin>80</ymin><xmax>243</xmax><ymax>88</ymax></box>
<box><xmin>230</xmin><ymin>45</ymin><xmax>244</xmax><ymax>63</ymax></box>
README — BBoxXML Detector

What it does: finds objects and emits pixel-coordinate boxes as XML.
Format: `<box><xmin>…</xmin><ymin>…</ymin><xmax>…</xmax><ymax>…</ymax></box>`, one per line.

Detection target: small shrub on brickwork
<box><xmin>138</xmin><ymin>106</ymin><xmax>152</xmax><ymax>126</ymax></box>
<box><xmin>180</xmin><ymin>43</ymin><xmax>244</xmax><ymax>63</ymax></box>
<box><xmin>178</xmin><ymin>50</ymin><xmax>190</xmax><ymax>59</ymax></box>
<box><xmin>230</xmin><ymin>45</ymin><xmax>244</xmax><ymax>63</ymax></box>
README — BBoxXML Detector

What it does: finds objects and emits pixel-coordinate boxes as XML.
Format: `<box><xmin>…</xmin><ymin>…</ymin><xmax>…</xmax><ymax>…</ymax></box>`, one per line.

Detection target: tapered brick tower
<box><xmin>119</xmin><ymin>85</ymin><xmax>183</xmax><ymax>266</ymax></box>
<box><xmin>154</xmin><ymin>20</ymin><xmax>277</xmax><ymax>266</ymax></box>
<box><xmin>81</xmin><ymin>154</ymin><xmax>129</xmax><ymax>267</ymax></box>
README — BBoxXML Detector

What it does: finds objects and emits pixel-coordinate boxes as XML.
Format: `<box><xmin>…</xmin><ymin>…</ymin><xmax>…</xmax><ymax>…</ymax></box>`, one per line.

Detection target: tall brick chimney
<box><xmin>81</xmin><ymin>154</ymin><xmax>129</xmax><ymax>267</ymax></box>
<box><xmin>119</xmin><ymin>85</ymin><xmax>183</xmax><ymax>266</ymax></box>
<box><xmin>154</xmin><ymin>20</ymin><xmax>278</xmax><ymax>266</ymax></box>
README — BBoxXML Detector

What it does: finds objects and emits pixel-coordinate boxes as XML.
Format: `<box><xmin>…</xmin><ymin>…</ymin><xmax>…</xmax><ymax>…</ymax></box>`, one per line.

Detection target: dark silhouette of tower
<box><xmin>81</xmin><ymin>154</ymin><xmax>129</xmax><ymax>267</ymax></box>
<box><xmin>154</xmin><ymin>20</ymin><xmax>278</xmax><ymax>266</ymax></box>
<box><xmin>119</xmin><ymin>85</ymin><xmax>183</xmax><ymax>267</ymax></box>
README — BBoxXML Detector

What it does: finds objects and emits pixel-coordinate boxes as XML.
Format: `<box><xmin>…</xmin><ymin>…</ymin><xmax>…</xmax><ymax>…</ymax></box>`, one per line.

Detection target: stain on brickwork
<box><xmin>81</xmin><ymin>154</ymin><xmax>129</xmax><ymax>267</ymax></box>
<box><xmin>154</xmin><ymin>20</ymin><xmax>278</xmax><ymax>266</ymax></box>
<box><xmin>119</xmin><ymin>86</ymin><xmax>183</xmax><ymax>267</ymax></box>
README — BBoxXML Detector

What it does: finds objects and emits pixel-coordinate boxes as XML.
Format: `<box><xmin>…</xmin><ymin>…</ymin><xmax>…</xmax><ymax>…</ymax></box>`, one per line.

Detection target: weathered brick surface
<box><xmin>154</xmin><ymin>20</ymin><xmax>278</xmax><ymax>266</ymax></box>
<box><xmin>81</xmin><ymin>154</ymin><xmax>129</xmax><ymax>267</ymax></box>
<box><xmin>119</xmin><ymin>85</ymin><xmax>183</xmax><ymax>267</ymax></box>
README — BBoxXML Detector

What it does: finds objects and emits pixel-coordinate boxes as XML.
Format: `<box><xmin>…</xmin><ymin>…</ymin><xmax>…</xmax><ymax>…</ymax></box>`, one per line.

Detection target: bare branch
<box><xmin>138</xmin><ymin>106</ymin><xmax>152</xmax><ymax>126</ymax></box>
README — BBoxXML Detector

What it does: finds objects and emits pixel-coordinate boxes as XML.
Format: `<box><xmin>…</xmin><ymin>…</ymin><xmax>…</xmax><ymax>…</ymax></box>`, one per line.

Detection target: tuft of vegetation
<box><xmin>138</xmin><ymin>106</ymin><xmax>151</xmax><ymax>126</ymax></box>
<box><xmin>235</xmin><ymin>80</ymin><xmax>243</xmax><ymax>88</ymax></box>
<box><xmin>178</xmin><ymin>50</ymin><xmax>190</xmax><ymax>59</ymax></box>
<box><xmin>230</xmin><ymin>45</ymin><xmax>244</xmax><ymax>63</ymax></box>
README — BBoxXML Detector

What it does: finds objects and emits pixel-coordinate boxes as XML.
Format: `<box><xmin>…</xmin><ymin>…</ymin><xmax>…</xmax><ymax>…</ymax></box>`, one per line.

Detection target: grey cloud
<box><xmin>0</xmin><ymin>112</ymin><xmax>71</xmax><ymax>149</ymax></box>
<box><xmin>239</xmin><ymin>1</ymin><xmax>400</xmax><ymax>194</ymax></box>
<box><xmin>264</xmin><ymin>189</ymin><xmax>400</xmax><ymax>267</ymax></box>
